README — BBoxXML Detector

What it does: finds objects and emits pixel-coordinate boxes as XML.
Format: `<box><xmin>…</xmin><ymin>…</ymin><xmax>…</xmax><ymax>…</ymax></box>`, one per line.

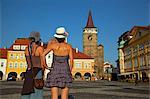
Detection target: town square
<box><xmin>0</xmin><ymin>0</ymin><xmax>150</xmax><ymax>99</ymax></box>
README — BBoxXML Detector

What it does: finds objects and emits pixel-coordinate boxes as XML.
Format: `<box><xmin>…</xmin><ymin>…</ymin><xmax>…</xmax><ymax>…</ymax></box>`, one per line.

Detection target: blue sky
<box><xmin>0</xmin><ymin>0</ymin><xmax>149</xmax><ymax>66</ymax></box>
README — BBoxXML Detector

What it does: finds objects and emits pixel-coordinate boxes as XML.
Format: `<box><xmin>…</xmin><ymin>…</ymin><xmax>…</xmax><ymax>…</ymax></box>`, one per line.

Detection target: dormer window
<box><xmin>21</xmin><ymin>45</ymin><xmax>27</xmax><ymax>50</ymax></box>
<box><xmin>13</xmin><ymin>45</ymin><xmax>21</xmax><ymax>50</ymax></box>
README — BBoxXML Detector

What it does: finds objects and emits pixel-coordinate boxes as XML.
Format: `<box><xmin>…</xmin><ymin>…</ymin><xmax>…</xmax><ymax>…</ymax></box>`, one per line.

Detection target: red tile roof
<box><xmin>72</xmin><ymin>48</ymin><xmax>93</xmax><ymax>59</ymax></box>
<box><xmin>15</xmin><ymin>38</ymin><xmax>31</xmax><ymax>44</ymax></box>
<box><xmin>85</xmin><ymin>10</ymin><xmax>95</xmax><ymax>28</ymax></box>
<box><xmin>0</xmin><ymin>48</ymin><xmax>8</xmax><ymax>59</ymax></box>
<box><xmin>10</xmin><ymin>38</ymin><xmax>30</xmax><ymax>49</ymax></box>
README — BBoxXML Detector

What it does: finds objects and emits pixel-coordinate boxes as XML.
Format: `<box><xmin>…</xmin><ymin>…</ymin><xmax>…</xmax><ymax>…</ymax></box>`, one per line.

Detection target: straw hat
<box><xmin>54</xmin><ymin>27</ymin><xmax>68</xmax><ymax>38</ymax></box>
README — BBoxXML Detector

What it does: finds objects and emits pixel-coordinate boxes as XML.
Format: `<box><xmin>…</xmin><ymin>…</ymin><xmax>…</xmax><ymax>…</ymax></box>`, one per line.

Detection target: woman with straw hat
<box><xmin>42</xmin><ymin>27</ymin><xmax>73</xmax><ymax>99</ymax></box>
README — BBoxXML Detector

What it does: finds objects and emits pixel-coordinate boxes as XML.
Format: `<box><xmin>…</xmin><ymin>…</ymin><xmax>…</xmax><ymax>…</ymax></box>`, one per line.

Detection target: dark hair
<box><xmin>55</xmin><ymin>37</ymin><xmax>65</xmax><ymax>43</ymax></box>
<box><xmin>29</xmin><ymin>37</ymin><xmax>35</xmax><ymax>42</ymax></box>
<box><xmin>29</xmin><ymin>37</ymin><xmax>35</xmax><ymax>43</ymax></box>
<box><xmin>35</xmin><ymin>41</ymin><xmax>41</xmax><ymax>46</ymax></box>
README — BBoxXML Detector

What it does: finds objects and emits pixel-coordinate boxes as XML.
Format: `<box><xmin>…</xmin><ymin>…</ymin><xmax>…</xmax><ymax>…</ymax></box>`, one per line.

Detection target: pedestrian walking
<box><xmin>42</xmin><ymin>27</ymin><xmax>73</xmax><ymax>99</ymax></box>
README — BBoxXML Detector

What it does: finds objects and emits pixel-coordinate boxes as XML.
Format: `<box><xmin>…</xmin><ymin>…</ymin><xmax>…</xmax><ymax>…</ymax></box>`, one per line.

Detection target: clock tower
<box><xmin>83</xmin><ymin>11</ymin><xmax>98</xmax><ymax>58</ymax></box>
<box><xmin>83</xmin><ymin>11</ymin><xmax>104</xmax><ymax>79</ymax></box>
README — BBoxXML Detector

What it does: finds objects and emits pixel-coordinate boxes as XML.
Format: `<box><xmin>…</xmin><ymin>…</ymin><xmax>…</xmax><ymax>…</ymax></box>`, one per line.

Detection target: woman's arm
<box><xmin>41</xmin><ymin>44</ymin><xmax>53</xmax><ymax>69</ymax></box>
<box><xmin>69</xmin><ymin>45</ymin><xmax>73</xmax><ymax>71</ymax></box>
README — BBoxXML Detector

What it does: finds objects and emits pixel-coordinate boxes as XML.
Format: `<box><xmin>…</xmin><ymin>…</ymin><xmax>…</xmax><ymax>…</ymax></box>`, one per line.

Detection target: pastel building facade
<box><xmin>72</xmin><ymin>48</ymin><xmax>95</xmax><ymax>80</ymax></box>
<box><xmin>6</xmin><ymin>50</ymin><xmax>27</xmax><ymax>79</ymax></box>
<box><xmin>6</xmin><ymin>38</ymin><xmax>30</xmax><ymax>80</ymax></box>
<box><xmin>117</xmin><ymin>26</ymin><xmax>150</xmax><ymax>81</ymax></box>
<box><xmin>0</xmin><ymin>48</ymin><xmax>8</xmax><ymax>80</ymax></box>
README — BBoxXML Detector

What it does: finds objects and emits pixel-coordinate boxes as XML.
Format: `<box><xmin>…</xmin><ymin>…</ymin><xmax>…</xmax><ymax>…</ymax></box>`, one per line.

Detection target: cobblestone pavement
<box><xmin>0</xmin><ymin>80</ymin><xmax>149</xmax><ymax>99</ymax></box>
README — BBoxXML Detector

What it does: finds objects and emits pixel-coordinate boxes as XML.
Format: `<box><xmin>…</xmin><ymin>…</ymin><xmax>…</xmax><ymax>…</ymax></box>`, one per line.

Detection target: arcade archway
<box><xmin>84</xmin><ymin>72</ymin><xmax>91</xmax><ymax>80</ymax></box>
<box><xmin>0</xmin><ymin>71</ymin><xmax>3</xmax><ymax>80</ymax></box>
<box><xmin>75</xmin><ymin>72</ymin><xmax>82</xmax><ymax>79</ymax></box>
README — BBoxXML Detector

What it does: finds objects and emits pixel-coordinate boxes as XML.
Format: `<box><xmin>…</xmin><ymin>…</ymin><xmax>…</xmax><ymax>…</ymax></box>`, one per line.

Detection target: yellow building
<box><xmin>118</xmin><ymin>26</ymin><xmax>150</xmax><ymax>82</ymax></box>
<box><xmin>72</xmin><ymin>48</ymin><xmax>95</xmax><ymax>81</ymax></box>
<box><xmin>6</xmin><ymin>50</ymin><xmax>27</xmax><ymax>79</ymax></box>
<box><xmin>6</xmin><ymin>38</ymin><xmax>30</xmax><ymax>80</ymax></box>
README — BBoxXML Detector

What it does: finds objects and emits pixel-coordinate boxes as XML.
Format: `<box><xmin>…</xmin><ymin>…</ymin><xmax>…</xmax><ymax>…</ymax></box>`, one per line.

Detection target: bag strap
<box><xmin>28</xmin><ymin>43</ymin><xmax>33</xmax><ymax>69</ymax></box>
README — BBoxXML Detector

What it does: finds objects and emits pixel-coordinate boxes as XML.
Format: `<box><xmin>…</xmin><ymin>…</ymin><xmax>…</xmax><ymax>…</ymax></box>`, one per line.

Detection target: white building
<box><xmin>44</xmin><ymin>51</ymin><xmax>53</xmax><ymax>79</ymax></box>
<box><xmin>0</xmin><ymin>48</ymin><xmax>8</xmax><ymax>80</ymax></box>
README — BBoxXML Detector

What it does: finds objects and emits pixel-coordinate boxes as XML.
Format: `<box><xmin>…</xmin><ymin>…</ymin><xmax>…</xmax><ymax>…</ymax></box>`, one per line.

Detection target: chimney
<box><xmin>128</xmin><ymin>36</ymin><xmax>133</xmax><ymax>39</ymax></box>
<box><xmin>3</xmin><ymin>46</ymin><xmax>6</xmax><ymax>49</ymax></box>
<box><xmin>75</xmin><ymin>48</ymin><xmax>78</xmax><ymax>53</ymax></box>
<box><xmin>41</xmin><ymin>42</ymin><xmax>43</xmax><ymax>46</ymax></box>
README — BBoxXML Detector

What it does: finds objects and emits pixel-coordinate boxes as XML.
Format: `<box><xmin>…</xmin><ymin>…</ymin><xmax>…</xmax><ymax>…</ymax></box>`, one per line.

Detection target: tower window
<box><xmin>1</xmin><ymin>62</ymin><xmax>4</xmax><ymax>67</ymax></box>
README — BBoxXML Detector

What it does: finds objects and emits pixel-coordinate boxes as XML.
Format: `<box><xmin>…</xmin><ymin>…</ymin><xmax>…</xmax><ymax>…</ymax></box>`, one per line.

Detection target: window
<box><xmin>139</xmin><ymin>44</ymin><xmax>144</xmax><ymax>50</ymax></box>
<box><xmin>125</xmin><ymin>60</ymin><xmax>132</xmax><ymax>68</ymax></box>
<box><xmin>138</xmin><ymin>32</ymin><xmax>141</xmax><ymax>37</ymax></box>
<box><xmin>1</xmin><ymin>62</ymin><xmax>4</xmax><ymax>67</ymax></box>
<box><xmin>88</xmin><ymin>63</ymin><xmax>91</xmax><ymax>69</ymax></box>
<box><xmin>10</xmin><ymin>54</ymin><xmax>13</xmax><ymax>59</ymax></box>
<box><xmin>20</xmin><ymin>63</ymin><xmax>23</xmax><ymax>68</ymax></box>
<box><xmin>133</xmin><ymin>46</ymin><xmax>138</xmax><ymax>53</ymax></box>
<box><xmin>15</xmin><ymin>54</ymin><xmax>19</xmax><ymax>59</ymax></box>
<box><xmin>84</xmin><ymin>63</ymin><xmax>88</xmax><ymax>69</ymax></box>
<box><xmin>14</xmin><ymin>62</ymin><xmax>18</xmax><ymax>68</ymax></box>
<box><xmin>20</xmin><ymin>54</ymin><xmax>24</xmax><ymax>59</ymax></box>
<box><xmin>9</xmin><ymin>62</ymin><xmax>13</xmax><ymax>68</ymax></box>
<box><xmin>13</xmin><ymin>45</ymin><xmax>20</xmax><ymax>50</ymax></box>
<box><xmin>140</xmin><ymin>56</ymin><xmax>145</xmax><ymax>67</ymax></box>
<box><xmin>24</xmin><ymin>62</ymin><xmax>27</xmax><ymax>68</ymax></box>
<box><xmin>84</xmin><ymin>62</ymin><xmax>91</xmax><ymax>69</ymax></box>
<box><xmin>75</xmin><ymin>63</ymin><xmax>82</xmax><ymax>69</ymax></box>
<box><xmin>134</xmin><ymin>58</ymin><xmax>138</xmax><ymax>67</ymax></box>
<box><xmin>48</xmin><ymin>55</ymin><xmax>51</xmax><ymax>59</ymax></box>
<box><xmin>21</xmin><ymin>45</ymin><xmax>27</xmax><ymax>50</ymax></box>
<box><xmin>124</xmin><ymin>47</ymin><xmax>131</xmax><ymax>56</ymax></box>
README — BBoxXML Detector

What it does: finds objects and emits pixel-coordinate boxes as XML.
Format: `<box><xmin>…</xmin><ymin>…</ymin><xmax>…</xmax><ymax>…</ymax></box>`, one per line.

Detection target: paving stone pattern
<box><xmin>0</xmin><ymin>80</ymin><xmax>149</xmax><ymax>99</ymax></box>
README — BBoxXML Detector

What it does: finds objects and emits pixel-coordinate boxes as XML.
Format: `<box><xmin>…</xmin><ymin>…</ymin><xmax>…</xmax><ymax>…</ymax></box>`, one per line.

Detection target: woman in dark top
<box><xmin>21</xmin><ymin>37</ymin><xmax>44</xmax><ymax>99</ymax></box>
<box><xmin>42</xmin><ymin>27</ymin><xmax>73</xmax><ymax>99</ymax></box>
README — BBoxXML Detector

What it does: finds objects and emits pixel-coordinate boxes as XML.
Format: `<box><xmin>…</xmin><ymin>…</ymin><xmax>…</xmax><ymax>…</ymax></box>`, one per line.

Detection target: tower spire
<box><xmin>86</xmin><ymin>10</ymin><xmax>95</xmax><ymax>28</ymax></box>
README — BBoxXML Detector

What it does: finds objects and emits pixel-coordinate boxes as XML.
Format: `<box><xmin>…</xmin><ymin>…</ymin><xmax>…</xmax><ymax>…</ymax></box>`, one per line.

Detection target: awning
<box><xmin>118</xmin><ymin>71</ymin><xmax>139</xmax><ymax>76</ymax></box>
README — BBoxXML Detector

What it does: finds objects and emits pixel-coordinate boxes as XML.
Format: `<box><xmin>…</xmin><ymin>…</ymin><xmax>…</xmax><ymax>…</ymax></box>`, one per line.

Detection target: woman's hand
<box><xmin>70</xmin><ymin>66</ymin><xmax>73</xmax><ymax>72</ymax></box>
<box><xmin>28</xmin><ymin>67</ymin><xmax>31</xmax><ymax>70</ymax></box>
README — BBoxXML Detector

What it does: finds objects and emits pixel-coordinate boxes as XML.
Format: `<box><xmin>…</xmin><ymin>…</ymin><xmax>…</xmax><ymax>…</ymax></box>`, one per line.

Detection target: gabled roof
<box><xmin>10</xmin><ymin>38</ymin><xmax>30</xmax><ymax>49</ymax></box>
<box><xmin>72</xmin><ymin>48</ymin><xmax>93</xmax><ymax>59</ymax></box>
<box><xmin>127</xmin><ymin>26</ymin><xmax>150</xmax><ymax>45</ymax></box>
<box><xmin>129</xmin><ymin>26</ymin><xmax>150</xmax><ymax>35</ymax></box>
<box><xmin>14</xmin><ymin>38</ymin><xmax>31</xmax><ymax>45</ymax></box>
<box><xmin>85</xmin><ymin>10</ymin><xmax>95</xmax><ymax>28</ymax></box>
<box><xmin>0</xmin><ymin>48</ymin><xmax>8</xmax><ymax>59</ymax></box>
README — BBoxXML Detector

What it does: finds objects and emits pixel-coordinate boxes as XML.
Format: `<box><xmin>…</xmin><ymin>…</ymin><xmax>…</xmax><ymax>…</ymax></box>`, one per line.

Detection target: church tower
<box><xmin>83</xmin><ymin>11</ymin><xmax>98</xmax><ymax>58</ymax></box>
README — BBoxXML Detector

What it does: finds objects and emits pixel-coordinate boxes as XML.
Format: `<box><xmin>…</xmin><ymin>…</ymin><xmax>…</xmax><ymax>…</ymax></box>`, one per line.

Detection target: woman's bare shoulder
<box><xmin>66</xmin><ymin>43</ymin><xmax>72</xmax><ymax>48</ymax></box>
<box><xmin>37</xmin><ymin>46</ymin><xmax>44</xmax><ymax>51</ymax></box>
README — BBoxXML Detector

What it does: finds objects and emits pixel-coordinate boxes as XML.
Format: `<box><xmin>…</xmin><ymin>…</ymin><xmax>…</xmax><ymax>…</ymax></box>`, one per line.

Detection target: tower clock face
<box><xmin>88</xmin><ymin>35</ymin><xmax>93</xmax><ymax>41</ymax></box>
